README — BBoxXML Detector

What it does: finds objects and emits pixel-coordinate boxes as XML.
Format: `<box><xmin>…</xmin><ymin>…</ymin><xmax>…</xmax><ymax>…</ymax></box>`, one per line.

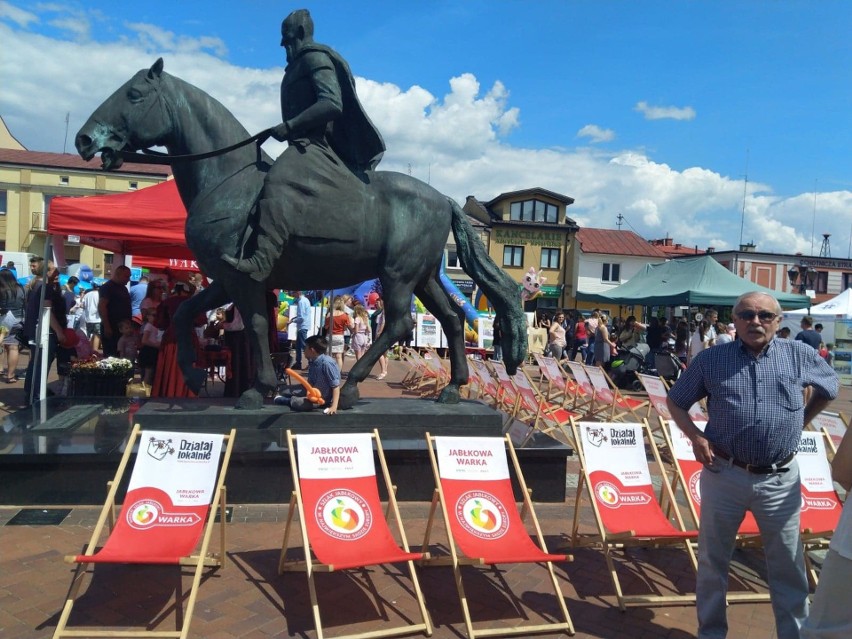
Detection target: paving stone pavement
<box><xmin>3</xmin><ymin>350</ymin><xmax>850</xmax><ymax>639</ymax></box>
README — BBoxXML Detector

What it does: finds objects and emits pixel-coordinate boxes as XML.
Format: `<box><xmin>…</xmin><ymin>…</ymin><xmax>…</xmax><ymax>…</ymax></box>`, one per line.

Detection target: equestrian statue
<box><xmin>75</xmin><ymin>9</ymin><xmax>527</xmax><ymax>410</ymax></box>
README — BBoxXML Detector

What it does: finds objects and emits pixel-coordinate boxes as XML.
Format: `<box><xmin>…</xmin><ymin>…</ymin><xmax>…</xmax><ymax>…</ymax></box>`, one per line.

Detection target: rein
<box><xmin>117</xmin><ymin>128</ymin><xmax>273</xmax><ymax>165</ymax></box>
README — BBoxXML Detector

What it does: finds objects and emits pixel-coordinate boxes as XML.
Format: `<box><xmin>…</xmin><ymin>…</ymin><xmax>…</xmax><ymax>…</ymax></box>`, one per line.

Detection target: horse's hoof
<box><xmin>338</xmin><ymin>385</ymin><xmax>359</xmax><ymax>410</ymax></box>
<box><xmin>185</xmin><ymin>367</ymin><xmax>207</xmax><ymax>394</ymax></box>
<box><xmin>235</xmin><ymin>389</ymin><xmax>264</xmax><ymax>410</ymax></box>
<box><xmin>437</xmin><ymin>385</ymin><xmax>461</xmax><ymax>404</ymax></box>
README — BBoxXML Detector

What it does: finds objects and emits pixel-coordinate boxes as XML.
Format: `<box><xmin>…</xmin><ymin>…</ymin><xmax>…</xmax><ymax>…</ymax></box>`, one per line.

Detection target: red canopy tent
<box><xmin>48</xmin><ymin>180</ymin><xmax>197</xmax><ymax>268</ymax></box>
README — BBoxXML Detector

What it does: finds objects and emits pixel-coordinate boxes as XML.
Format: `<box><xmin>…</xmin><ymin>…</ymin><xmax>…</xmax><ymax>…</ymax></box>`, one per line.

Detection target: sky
<box><xmin>2</xmin><ymin>0</ymin><xmax>852</xmax><ymax>257</ymax></box>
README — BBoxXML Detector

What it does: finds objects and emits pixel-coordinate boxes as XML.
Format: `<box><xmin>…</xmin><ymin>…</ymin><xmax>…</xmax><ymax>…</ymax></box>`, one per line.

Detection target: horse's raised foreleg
<box><xmin>339</xmin><ymin>281</ymin><xmax>416</xmax><ymax>409</ymax></box>
<box><xmin>173</xmin><ymin>280</ymin><xmax>230</xmax><ymax>394</ymax></box>
<box><xmin>226</xmin><ymin>280</ymin><xmax>277</xmax><ymax>409</ymax></box>
<box><xmin>414</xmin><ymin>273</ymin><xmax>468</xmax><ymax>404</ymax></box>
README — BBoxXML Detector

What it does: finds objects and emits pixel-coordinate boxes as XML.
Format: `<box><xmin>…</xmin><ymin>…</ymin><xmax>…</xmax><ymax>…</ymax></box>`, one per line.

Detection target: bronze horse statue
<box><xmin>75</xmin><ymin>59</ymin><xmax>527</xmax><ymax>409</ymax></box>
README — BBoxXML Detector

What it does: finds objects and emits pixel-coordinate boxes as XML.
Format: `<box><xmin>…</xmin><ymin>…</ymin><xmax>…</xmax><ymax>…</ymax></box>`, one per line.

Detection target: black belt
<box><xmin>713</xmin><ymin>449</ymin><xmax>795</xmax><ymax>474</ymax></box>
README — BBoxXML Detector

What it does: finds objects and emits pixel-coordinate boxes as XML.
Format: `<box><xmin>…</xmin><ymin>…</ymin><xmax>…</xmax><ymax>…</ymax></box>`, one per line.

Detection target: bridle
<box><xmin>109</xmin><ymin>72</ymin><xmax>272</xmax><ymax>165</ymax></box>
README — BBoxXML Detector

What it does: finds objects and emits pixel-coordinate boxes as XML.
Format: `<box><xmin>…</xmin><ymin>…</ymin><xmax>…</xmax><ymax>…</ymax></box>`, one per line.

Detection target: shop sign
<box><xmin>493</xmin><ymin>228</ymin><xmax>563</xmax><ymax>247</ymax></box>
<box><xmin>540</xmin><ymin>286</ymin><xmax>562</xmax><ymax>298</ymax></box>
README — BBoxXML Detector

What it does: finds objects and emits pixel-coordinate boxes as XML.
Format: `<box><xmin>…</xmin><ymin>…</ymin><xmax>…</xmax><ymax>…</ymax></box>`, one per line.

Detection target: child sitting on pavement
<box><xmin>274</xmin><ymin>334</ymin><xmax>340</xmax><ymax>414</ymax></box>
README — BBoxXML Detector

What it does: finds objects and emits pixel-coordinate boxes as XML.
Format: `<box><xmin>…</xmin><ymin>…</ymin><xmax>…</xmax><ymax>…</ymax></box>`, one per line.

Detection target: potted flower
<box><xmin>69</xmin><ymin>356</ymin><xmax>134</xmax><ymax>397</ymax></box>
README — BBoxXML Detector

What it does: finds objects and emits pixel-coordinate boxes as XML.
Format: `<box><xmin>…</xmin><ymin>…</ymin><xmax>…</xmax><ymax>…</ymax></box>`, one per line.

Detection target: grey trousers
<box><xmin>697</xmin><ymin>458</ymin><xmax>808</xmax><ymax>639</ymax></box>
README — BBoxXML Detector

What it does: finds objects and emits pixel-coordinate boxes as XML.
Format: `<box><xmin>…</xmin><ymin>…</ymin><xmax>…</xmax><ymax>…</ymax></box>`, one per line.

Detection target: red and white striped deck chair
<box><xmin>279</xmin><ymin>430</ymin><xmax>431</xmax><ymax>639</ymax></box>
<box><xmin>422</xmin><ymin>434</ymin><xmax>574</xmax><ymax>638</ymax></box>
<box><xmin>54</xmin><ymin>424</ymin><xmax>236</xmax><ymax>639</ymax></box>
<box><xmin>569</xmin><ymin>419</ymin><xmax>698</xmax><ymax>610</ymax></box>
<box><xmin>636</xmin><ymin>373</ymin><xmax>706</xmax><ymax>423</ymax></box>
<box><xmin>562</xmin><ymin>361</ymin><xmax>600</xmax><ymax>417</ymax></box>
<box><xmin>584</xmin><ymin>365</ymin><xmax>649</xmax><ymax>423</ymax></box>
<box><xmin>810</xmin><ymin>411</ymin><xmax>849</xmax><ymax>455</ymax></box>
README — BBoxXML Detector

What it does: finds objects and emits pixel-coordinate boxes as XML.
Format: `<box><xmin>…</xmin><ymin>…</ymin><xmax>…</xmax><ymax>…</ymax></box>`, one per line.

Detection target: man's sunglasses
<box><xmin>735</xmin><ymin>311</ymin><xmax>778</xmax><ymax>322</ymax></box>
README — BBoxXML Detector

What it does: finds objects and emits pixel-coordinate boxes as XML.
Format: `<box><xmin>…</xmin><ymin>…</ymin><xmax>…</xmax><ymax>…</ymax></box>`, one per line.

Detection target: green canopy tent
<box><xmin>576</xmin><ymin>255</ymin><xmax>809</xmax><ymax>309</ymax></box>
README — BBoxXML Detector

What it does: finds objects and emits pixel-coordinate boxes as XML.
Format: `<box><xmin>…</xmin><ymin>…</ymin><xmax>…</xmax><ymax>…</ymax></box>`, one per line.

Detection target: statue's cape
<box><xmin>296</xmin><ymin>43</ymin><xmax>385</xmax><ymax>172</ymax></box>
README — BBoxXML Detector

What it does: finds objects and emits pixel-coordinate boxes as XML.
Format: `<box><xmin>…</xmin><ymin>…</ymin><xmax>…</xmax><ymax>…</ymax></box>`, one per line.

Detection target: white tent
<box><xmin>781</xmin><ymin>288</ymin><xmax>852</xmax><ymax>346</ymax></box>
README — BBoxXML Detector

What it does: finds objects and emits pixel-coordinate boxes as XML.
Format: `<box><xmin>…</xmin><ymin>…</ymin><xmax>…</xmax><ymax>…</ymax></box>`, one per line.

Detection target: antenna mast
<box><xmin>738</xmin><ymin>149</ymin><xmax>749</xmax><ymax>247</ymax></box>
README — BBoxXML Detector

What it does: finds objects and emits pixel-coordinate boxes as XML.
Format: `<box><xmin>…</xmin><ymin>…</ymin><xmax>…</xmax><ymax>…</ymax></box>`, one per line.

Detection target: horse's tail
<box><xmin>449</xmin><ymin>198</ymin><xmax>527</xmax><ymax>374</ymax></box>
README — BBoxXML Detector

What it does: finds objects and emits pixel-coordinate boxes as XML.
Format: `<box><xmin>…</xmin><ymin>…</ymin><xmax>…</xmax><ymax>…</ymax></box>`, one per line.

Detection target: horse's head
<box><xmin>76</xmin><ymin>58</ymin><xmax>172</xmax><ymax>170</ymax></box>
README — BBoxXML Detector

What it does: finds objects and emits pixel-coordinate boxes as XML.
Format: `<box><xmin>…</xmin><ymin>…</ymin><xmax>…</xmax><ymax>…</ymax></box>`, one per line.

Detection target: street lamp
<box><xmin>787</xmin><ymin>262</ymin><xmax>816</xmax><ymax>294</ymax></box>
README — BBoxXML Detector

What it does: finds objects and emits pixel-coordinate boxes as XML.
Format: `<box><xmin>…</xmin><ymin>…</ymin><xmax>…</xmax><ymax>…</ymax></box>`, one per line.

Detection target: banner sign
<box><xmin>797</xmin><ymin>432</ymin><xmax>842</xmax><ymax>533</ymax></box>
<box><xmin>84</xmin><ymin>430</ymin><xmax>224</xmax><ymax>563</ymax></box>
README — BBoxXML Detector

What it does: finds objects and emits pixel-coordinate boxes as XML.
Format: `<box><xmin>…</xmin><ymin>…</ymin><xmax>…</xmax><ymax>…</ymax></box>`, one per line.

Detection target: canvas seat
<box><xmin>53</xmin><ymin>424</ymin><xmax>236</xmax><ymax>639</ymax></box>
<box><xmin>279</xmin><ymin>430</ymin><xmax>432</xmax><ymax>639</ymax></box>
<box><xmin>583</xmin><ymin>364</ymin><xmax>650</xmax><ymax>423</ymax></box>
<box><xmin>810</xmin><ymin>410</ymin><xmax>849</xmax><ymax>455</ymax></box>
<box><xmin>422</xmin><ymin>433</ymin><xmax>574</xmax><ymax>638</ymax></box>
<box><xmin>569</xmin><ymin>419</ymin><xmax>698</xmax><ymax>610</ymax></box>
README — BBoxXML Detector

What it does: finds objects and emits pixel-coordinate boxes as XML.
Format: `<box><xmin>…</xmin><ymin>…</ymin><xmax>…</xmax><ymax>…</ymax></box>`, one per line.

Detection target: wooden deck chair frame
<box><xmin>489</xmin><ymin>360</ymin><xmax>540</xmax><ymax>428</ymax></box>
<box><xmin>568</xmin><ymin>418</ymin><xmax>699</xmax><ymax>610</ymax></box>
<box><xmin>532</xmin><ymin>354</ymin><xmax>571</xmax><ymax>407</ymax></box>
<box><xmin>796</xmin><ymin>428</ymin><xmax>845</xmax><ymax>587</ymax></box>
<box><xmin>511</xmin><ymin>366</ymin><xmax>577</xmax><ymax>445</ymax></box>
<box><xmin>656</xmin><ymin>417</ymin><xmax>771</xmax><ymax>602</ymax></box>
<box><xmin>279</xmin><ymin>429</ymin><xmax>432</xmax><ymax>639</ymax></box>
<box><xmin>810</xmin><ymin>410</ymin><xmax>849</xmax><ymax>456</ymax></box>
<box><xmin>583</xmin><ymin>365</ymin><xmax>650</xmax><ymax>423</ymax></box>
<box><xmin>421</xmin><ymin>433</ymin><xmax>574</xmax><ymax>638</ymax></box>
<box><xmin>54</xmin><ymin>424</ymin><xmax>236</xmax><ymax>639</ymax></box>
<box><xmin>562</xmin><ymin>361</ymin><xmax>604</xmax><ymax>419</ymax></box>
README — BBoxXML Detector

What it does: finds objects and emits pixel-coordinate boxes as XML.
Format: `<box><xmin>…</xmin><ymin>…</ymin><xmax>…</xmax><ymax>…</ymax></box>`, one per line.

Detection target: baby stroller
<box><xmin>610</xmin><ymin>343</ymin><xmax>650</xmax><ymax>391</ymax></box>
<box><xmin>654</xmin><ymin>348</ymin><xmax>686</xmax><ymax>385</ymax></box>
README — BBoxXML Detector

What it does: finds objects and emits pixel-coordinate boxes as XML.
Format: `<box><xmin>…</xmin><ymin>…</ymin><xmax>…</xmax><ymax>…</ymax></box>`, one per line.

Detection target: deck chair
<box><xmin>659</xmin><ymin>418</ymin><xmax>760</xmax><ymax>536</ymax></box>
<box><xmin>533</xmin><ymin>354</ymin><xmax>572</xmax><ymax>406</ymax></box>
<box><xmin>797</xmin><ymin>429</ymin><xmax>844</xmax><ymax>586</ymax></box>
<box><xmin>54</xmin><ymin>424</ymin><xmax>236</xmax><ymax>639</ymax></box>
<box><xmin>562</xmin><ymin>361</ymin><xmax>601</xmax><ymax>418</ymax></box>
<box><xmin>510</xmin><ymin>365</ymin><xmax>578</xmax><ymax>443</ymax></box>
<box><xmin>422</xmin><ymin>434</ymin><xmax>574</xmax><ymax>638</ymax></box>
<box><xmin>569</xmin><ymin>418</ymin><xmax>698</xmax><ymax>610</ymax></box>
<box><xmin>467</xmin><ymin>358</ymin><xmax>501</xmax><ymax>409</ymax></box>
<box><xmin>635</xmin><ymin>373</ymin><xmax>706</xmax><ymax>423</ymax></box>
<box><xmin>583</xmin><ymin>365</ymin><xmax>649</xmax><ymax>423</ymax></box>
<box><xmin>490</xmin><ymin>361</ymin><xmax>540</xmax><ymax>427</ymax></box>
<box><xmin>280</xmin><ymin>430</ymin><xmax>432</xmax><ymax>639</ymax></box>
<box><xmin>810</xmin><ymin>410</ymin><xmax>849</xmax><ymax>455</ymax></box>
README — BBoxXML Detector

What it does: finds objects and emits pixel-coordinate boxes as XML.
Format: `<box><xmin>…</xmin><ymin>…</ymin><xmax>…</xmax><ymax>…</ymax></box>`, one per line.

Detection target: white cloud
<box><xmin>577</xmin><ymin>124</ymin><xmax>615</xmax><ymax>143</ymax></box>
<box><xmin>0</xmin><ymin>0</ymin><xmax>37</xmax><ymax>27</ymax></box>
<box><xmin>634</xmin><ymin>101</ymin><xmax>696</xmax><ymax>121</ymax></box>
<box><xmin>1</xmin><ymin>19</ymin><xmax>850</xmax><ymax>257</ymax></box>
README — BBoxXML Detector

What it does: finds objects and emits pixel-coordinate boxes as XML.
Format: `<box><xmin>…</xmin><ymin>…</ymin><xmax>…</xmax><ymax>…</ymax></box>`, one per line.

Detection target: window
<box><xmin>446</xmin><ymin>248</ymin><xmax>461</xmax><ymax>269</ymax></box>
<box><xmin>509</xmin><ymin>199</ymin><xmax>558</xmax><ymax>224</ymax></box>
<box><xmin>0</xmin><ymin>190</ymin><xmax>6</xmax><ymax>215</ymax></box>
<box><xmin>814</xmin><ymin>271</ymin><xmax>828</xmax><ymax>294</ymax></box>
<box><xmin>503</xmin><ymin>245</ymin><xmax>524</xmax><ymax>267</ymax></box>
<box><xmin>59</xmin><ymin>175</ymin><xmax>69</xmax><ymax>186</ymax></box>
<box><xmin>129</xmin><ymin>181</ymin><xmax>139</xmax><ymax>190</ymax></box>
<box><xmin>602</xmin><ymin>262</ymin><xmax>621</xmax><ymax>283</ymax></box>
<box><xmin>540</xmin><ymin>248</ymin><xmax>560</xmax><ymax>269</ymax></box>
<box><xmin>843</xmin><ymin>272</ymin><xmax>852</xmax><ymax>291</ymax></box>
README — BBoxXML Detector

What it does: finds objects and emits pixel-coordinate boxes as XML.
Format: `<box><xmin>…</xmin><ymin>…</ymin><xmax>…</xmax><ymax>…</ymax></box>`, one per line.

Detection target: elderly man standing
<box><xmin>98</xmin><ymin>265</ymin><xmax>132</xmax><ymax>357</ymax></box>
<box><xmin>667</xmin><ymin>291</ymin><xmax>838</xmax><ymax>639</ymax></box>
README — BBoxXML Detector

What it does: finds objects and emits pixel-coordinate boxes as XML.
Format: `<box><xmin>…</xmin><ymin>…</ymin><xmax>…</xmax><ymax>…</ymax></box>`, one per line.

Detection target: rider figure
<box><xmin>222</xmin><ymin>8</ymin><xmax>385</xmax><ymax>281</ymax></box>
